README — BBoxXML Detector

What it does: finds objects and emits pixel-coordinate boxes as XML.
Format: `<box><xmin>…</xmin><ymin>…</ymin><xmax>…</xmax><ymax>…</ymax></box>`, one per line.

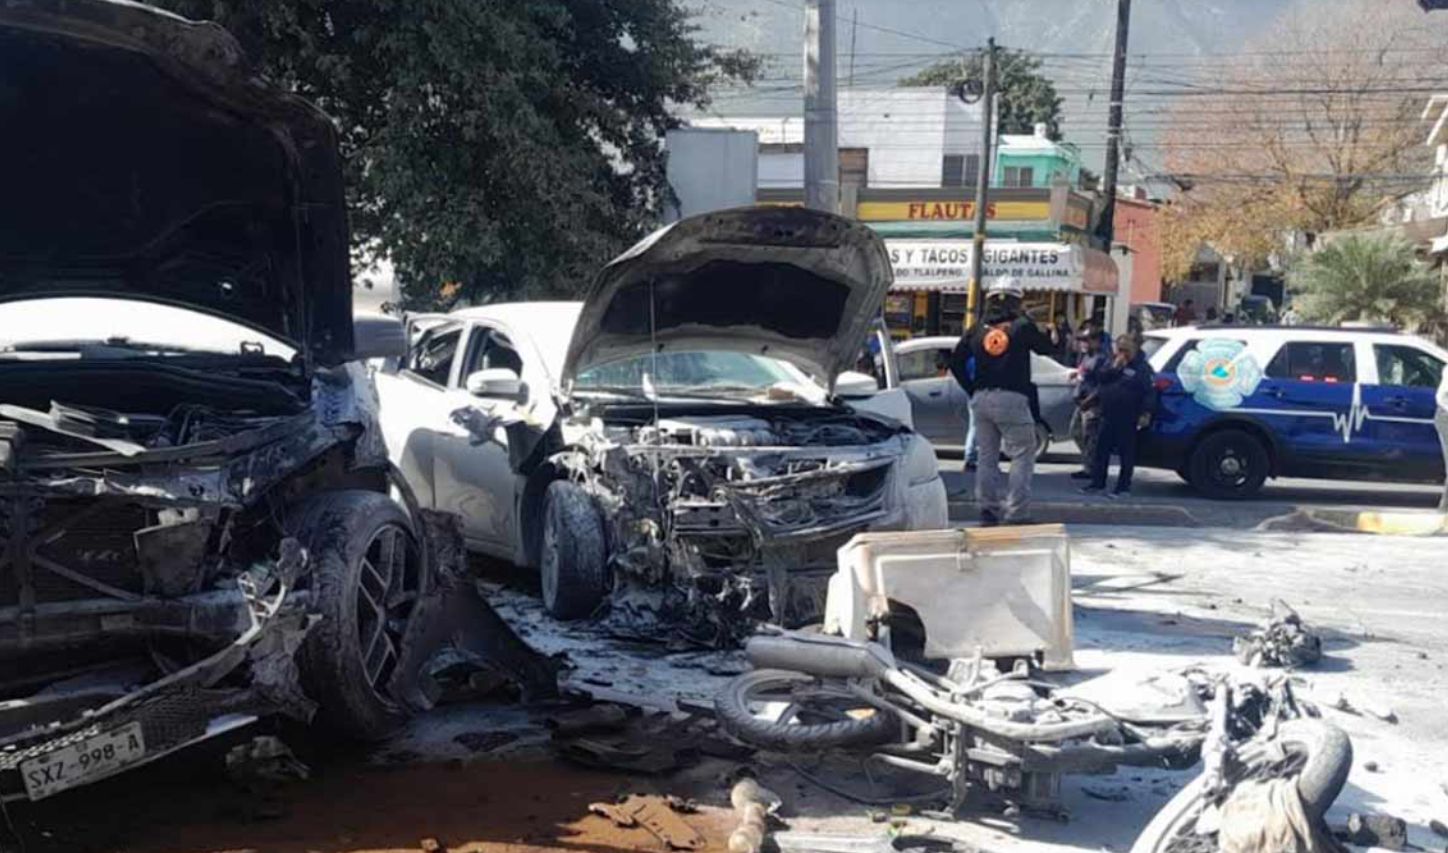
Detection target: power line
<box><xmin>751</xmin><ymin>0</ymin><xmax>978</xmax><ymax>52</ymax></box>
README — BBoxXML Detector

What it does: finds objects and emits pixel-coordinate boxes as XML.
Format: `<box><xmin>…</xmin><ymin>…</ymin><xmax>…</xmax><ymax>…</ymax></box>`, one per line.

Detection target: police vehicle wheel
<box><xmin>1189</xmin><ymin>429</ymin><xmax>1268</xmax><ymax>500</ymax></box>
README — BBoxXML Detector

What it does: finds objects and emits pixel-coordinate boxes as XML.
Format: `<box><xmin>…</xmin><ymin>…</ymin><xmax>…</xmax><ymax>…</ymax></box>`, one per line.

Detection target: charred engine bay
<box><xmin>562</xmin><ymin>405</ymin><xmax>908</xmax><ymax>645</ymax></box>
<box><xmin>0</xmin><ymin>352</ymin><xmax>353</xmax><ymax>734</ymax></box>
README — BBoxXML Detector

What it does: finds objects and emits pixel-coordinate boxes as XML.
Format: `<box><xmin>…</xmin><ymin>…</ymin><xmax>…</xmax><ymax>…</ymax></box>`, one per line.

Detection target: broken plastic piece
<box><xmin>1232</xmin><ymin>600</ymin><xmax>1322</xmax><ymax>670</ymax></box>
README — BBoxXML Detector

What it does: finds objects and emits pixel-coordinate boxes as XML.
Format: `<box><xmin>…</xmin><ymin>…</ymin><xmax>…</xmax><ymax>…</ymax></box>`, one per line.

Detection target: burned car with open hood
<box><xmin>375</xmin><ymin>207</ymin><xmax>950</xmax><ymax>643</ymax></box>
<box><xmin>0</xmin><ymin>0</ymin><xmax>455</xmax><ymax>802</ymax></box>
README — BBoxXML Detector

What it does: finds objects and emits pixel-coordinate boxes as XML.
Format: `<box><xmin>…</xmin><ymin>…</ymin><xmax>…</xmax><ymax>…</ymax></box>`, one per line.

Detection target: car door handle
<box><xmin>1263</xmin><ymin>387</ymin><xmax>1285</xmax><ymax>399</ymax></box>
<box><xmin>928</xmin><ymin>390</ymin><xmax>945</xmax><ymax>398</ymax></box>
<box><xmin>1385</xmin><ymin>395</ymin><xmax>1411</xmax><ymax>406</ymax></box>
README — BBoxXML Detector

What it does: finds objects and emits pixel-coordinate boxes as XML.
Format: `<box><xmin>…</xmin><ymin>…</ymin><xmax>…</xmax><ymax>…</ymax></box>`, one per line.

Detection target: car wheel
<box><xmin>540</xmin><ymin>480</ymin><xmax>609</xmax><ymax>620</ymax></box>
<box><xmin>291</xmin><ymin>491</ymin><xmax>423</xmax><ymax>741</ymax></box>
<box><xmin>1188</xmin><ymin>429</ymin><xmax>1269</xmax><ymax>500</ymax></box>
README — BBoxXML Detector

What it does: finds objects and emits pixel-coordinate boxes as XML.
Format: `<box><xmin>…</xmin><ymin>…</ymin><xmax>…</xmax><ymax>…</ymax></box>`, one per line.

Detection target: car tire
<box><xmin>540</xmin><ymin>480</ymin><xmax>609</xmax><ymax>620</ymax></box>
<box><xmin>290</xmin><ymin>490</ymin><xmax>422</xmax><ymax>741</ymax></box>
<box><xmin>1188</xmin><ymin>429</ymin><xmax>1269</xmax><ymax>500</ymax></box>
<box><xmin>715</xmin><ymin>669</ymin><xmax>899</xmax><ymax>752</ymax></box>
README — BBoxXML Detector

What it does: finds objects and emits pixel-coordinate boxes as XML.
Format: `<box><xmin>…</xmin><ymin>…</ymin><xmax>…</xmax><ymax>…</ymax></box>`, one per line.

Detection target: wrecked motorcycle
<box><xmin>715</xmin><ymin>526</ymin><xmax>1352</xmax><ymax>843</ymax></box>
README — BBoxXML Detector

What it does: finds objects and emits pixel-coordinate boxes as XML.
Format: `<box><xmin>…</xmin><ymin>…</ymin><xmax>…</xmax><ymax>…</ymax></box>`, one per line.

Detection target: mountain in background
<box><xmin>687</xmin><ymin>0</ymin><xmax>1335</xmax><ymax>170</ymax></box>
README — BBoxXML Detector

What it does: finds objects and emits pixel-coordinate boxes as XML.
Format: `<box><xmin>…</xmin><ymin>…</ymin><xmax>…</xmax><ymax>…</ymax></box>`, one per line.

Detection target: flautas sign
<box><xmin>885</xmin><ymin>240</ymin><xmax>1118</xmax><ymax>294</ymax></box>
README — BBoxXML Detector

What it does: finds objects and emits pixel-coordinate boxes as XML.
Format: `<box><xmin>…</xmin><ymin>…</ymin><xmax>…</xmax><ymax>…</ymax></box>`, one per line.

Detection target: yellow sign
<box><xmin>857</xmin><ymin>199</ymin><xmax>1053</xmax><ymax>222</ymax></box>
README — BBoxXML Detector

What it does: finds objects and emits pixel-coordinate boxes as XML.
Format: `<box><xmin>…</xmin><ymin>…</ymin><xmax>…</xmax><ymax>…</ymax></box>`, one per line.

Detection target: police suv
<box><xmin>1139</xmin><ymin>325</ymin><xmax>1447</xmax><ymax>499</ymax></box>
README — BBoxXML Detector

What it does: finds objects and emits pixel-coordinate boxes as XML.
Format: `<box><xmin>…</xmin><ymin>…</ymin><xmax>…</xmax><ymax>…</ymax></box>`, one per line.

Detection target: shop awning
<box><xmin>885</xmin><ymin>240</ymin><xmax>1119</xmax><ymax>296</ymax></box>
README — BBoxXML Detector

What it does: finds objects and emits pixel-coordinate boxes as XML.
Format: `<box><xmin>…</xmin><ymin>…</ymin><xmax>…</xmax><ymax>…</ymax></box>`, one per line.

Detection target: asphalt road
<box><xmin>14</xmin><ymin>526</ymin><xmax>1442</xmax><ymax>853</ymax></box>
<box><xmin>941</xmin><ymin>442</ymin><xmax>1445</xmax><ymax>528</ymax></box>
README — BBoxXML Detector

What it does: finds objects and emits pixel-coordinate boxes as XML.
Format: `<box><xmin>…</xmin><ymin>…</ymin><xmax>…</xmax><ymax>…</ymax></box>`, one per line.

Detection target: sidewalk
<box><xmin>941</xmin><ymin>456</ymin><xmax>1447</xmax><ymax>534</ymax></box>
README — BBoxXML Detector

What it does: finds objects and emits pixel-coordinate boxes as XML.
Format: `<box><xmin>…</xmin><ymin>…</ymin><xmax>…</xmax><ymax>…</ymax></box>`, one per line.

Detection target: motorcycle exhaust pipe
<box><xmin>745</xmin><ymin>633</ymin><xmax>894</xmax><ymax>681</ymax></box>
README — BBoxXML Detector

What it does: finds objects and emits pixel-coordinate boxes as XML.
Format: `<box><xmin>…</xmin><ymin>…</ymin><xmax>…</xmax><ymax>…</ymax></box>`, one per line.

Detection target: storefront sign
<box><xmin>858</xmin><ymin>199</ymin><xmax>1053</xmax><ymax>222</ymax></box>
<box><xmin>886</xmin><ymin>240</ymin><xmax>1118</xmax><ymax>294</ymax></box>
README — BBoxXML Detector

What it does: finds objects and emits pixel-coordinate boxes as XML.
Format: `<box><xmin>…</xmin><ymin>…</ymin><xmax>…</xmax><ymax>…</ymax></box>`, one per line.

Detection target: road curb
<box><xmin>1302</xmin><ymin>508</ymin><xmax>1448</xmax><ymax>536</ymax></box>
<box><xmin>947</xmin><ymin>501</ymin><xmax>1448</xmax><ymax>535</ymax></box>
<box><xmin>948</xmin><ymin>500</ymin><xmax>1202</xmax><ymax>528</ymax></box>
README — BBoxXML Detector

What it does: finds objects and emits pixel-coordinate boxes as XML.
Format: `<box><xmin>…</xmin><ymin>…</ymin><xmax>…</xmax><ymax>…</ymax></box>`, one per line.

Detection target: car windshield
<box><xmin>573</xmin><ymin>351</ymin><xmax>801</xmax><ymax>396</ymax></box>
<box><xmin>0</xmin><ymin>298</ymin><xmax>295</xmax><ymax>359</ymax></box>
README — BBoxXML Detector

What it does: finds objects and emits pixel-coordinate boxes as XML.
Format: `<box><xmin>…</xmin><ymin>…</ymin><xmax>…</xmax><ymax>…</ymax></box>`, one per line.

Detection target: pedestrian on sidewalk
<box><xmin>950</xmin><ymin>276</ymin><xmax>1056</xmax><ymax>525</ymax></box>
<box><xmin>1082</xmin><ymin>335</ymin><xmax>1154</xmax><ymax>498</ymax></box>
<box><xmin>1070</xmin><ymin>329</ymin><xmax>1110</xmax><ymax>481</ymax></box>
<box><xmin>1436</xmin><ymin>364</ymin><xmax>1448</xmax><ymax>512</ymax></box>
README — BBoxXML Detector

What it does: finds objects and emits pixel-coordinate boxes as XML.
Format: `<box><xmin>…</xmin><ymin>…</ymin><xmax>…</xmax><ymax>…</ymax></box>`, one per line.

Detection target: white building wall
<box><xmin>687</xmin><ymin>89</ymin><xmax>985</xmax><ymax>190</ymax></box>
<box><xmin>760</xmin><ymin>151</ymin><xmax>804</xmax><ymax>189</ymax></box>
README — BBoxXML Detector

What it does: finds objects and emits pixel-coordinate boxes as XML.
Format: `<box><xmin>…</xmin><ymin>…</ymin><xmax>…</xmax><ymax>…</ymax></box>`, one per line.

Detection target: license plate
<box><xmin>20</xmin><ymin>722</ymin><xmax>146</xmax><ymax>801</ymax></box>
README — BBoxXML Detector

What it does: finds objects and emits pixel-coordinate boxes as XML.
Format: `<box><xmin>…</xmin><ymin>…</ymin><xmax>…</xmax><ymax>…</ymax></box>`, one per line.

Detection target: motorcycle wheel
<box><xmin>1130</xmin><ymin>720</ymin><xmax>1352</xmax><ymax>853</ymax></box>
<box><xmin>715</xmin><ymin>669</ymin><xmax>899</xmax><ymax>752</ymax></box>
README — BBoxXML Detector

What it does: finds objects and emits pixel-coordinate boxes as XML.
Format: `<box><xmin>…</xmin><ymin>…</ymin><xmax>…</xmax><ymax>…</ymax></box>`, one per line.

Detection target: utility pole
<box><xmin>804</xmin><ymin>0</ymin><xmax>840</xmax><ymax>213</ymax></box>
<box><xmin>849</xmin><ymin>7</ymin><xmax>859</xmax><ymax>86</ymax></box>
<box><xmin>968</xmin><ymin>38</ymin><xmax>997</xmax><ymax>325</ymax></box>
<box><xmin>1097</xmin><ymin>0</ymin><xmax>1132</xmax><ymax>246</ymax></box>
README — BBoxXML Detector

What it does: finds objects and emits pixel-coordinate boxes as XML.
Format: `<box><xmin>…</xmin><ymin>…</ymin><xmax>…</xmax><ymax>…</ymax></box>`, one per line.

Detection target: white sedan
<box><xmin>894</xmin><ymin>336</ymin><xmax>1080</xmax><ymax>459</ymax></box>
<box><xmin>375</xmin><ymin>207</ymin><xmax>950</xmax><ymax>624</ymax></box>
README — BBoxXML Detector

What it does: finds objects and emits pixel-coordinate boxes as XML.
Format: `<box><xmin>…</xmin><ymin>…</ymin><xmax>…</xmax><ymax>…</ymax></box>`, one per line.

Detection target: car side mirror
<box><xmin>466</xmin><ymin>368</ymin><xmax>527</xmax><ymax>402</ymax></box>
<box><xmin>836</xmin><ymin>370</ymin><xmax>879</xmax><ymax>399</ymax></box>
<box><xmin>352</xmin><ymin>313</ymin><xmax>407</xmax><ymax>361</ymax></box>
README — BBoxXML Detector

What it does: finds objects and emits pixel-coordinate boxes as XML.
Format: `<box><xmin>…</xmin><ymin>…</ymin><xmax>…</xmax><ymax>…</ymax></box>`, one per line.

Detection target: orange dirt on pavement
<box><xmin>13</xmin><ymin>759</ymin><xmax>736</xmax><ymax>853</ymax></box>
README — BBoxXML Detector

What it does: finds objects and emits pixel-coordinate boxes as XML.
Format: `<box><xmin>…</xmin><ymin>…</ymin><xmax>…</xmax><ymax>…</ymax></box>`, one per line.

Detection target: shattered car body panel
<box><xmin>375</xmin><ymin>208</ymin><xmax>950</xmax><ymax>641</ymax></box>
<box><xmin>0</xmin><ymin>0</ymin><xmax>500</xmax><ymax>802</ymax></box>
<box><xmin>0</xmin><ymin>0</ymin><xmax>355</xmax><ymax>364</ymax></box>
<box><xmin>552</xmin><ymin>408</ymin><xmax>943</xmax><ymax>637</ymax></box>
<box><xmin>563</xmin><ymin>207</ymin><xmax>895</xmax><ymax>396</ymax></box>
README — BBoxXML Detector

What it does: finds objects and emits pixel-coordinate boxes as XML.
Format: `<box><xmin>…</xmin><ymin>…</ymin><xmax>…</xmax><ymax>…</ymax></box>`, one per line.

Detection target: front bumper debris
<box><xmin>0</xmin><ymin>553</ymin><xmax>313</xmax><ymax>802</ymax></box>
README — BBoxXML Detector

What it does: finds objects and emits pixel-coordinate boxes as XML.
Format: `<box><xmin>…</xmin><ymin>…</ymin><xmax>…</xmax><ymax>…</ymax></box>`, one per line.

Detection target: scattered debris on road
<box><xmin>773</xmin><ymin>830</ymin><xmax>970</xmax><ymax>853</ymax></box>
<box><xmin>1233</xmin><ymin>600</ymin><xmax>1324</xmax><ymax>669</ymax></box>
<box><xmin>1333</xmin><ymin>812</ymin><xmax>1410</xmax><ymax>850</ymax></box>
<box><xmin>588</xmin><ymin>794</ymin><xmax>706</xmax><ymax>850</ymax></box>
<box><xmin>729</xmin><ymin>778</ymin><xmax>782</xmax><ymax>853</ymax></box>
<box><xmin>223</xmin><ymin>737</ymin><xmax>310</xmax><ymax>787</ymax></box>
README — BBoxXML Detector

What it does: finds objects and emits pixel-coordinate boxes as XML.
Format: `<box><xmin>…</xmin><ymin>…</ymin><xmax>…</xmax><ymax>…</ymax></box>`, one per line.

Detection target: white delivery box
<box><xmin>825</xmin><ymin>525</ymin><xmax>1074</xmax><ymax>671</ymax></box>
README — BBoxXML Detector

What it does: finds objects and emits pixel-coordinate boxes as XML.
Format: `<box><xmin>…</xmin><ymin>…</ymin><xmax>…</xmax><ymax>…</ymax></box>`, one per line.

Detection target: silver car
<box><xmin>894</xmin><ymin>336</ymin><xmax>1079</xmax><ymax>460</ymax></box>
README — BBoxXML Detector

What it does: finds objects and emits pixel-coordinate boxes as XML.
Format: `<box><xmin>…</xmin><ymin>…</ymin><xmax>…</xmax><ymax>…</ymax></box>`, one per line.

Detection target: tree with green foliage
<box><xmin>1288</xmin><ymin>236</ymin><xmax>1443</xmax><ymax>330</ymax></box>
<box><xmin>901</xmin><ymin>50</ymin><xmax>1064</xmax><ymax>139</ymax></box>
<box><xmin>150</xmin><ymin>0</ymin><xmax>760</xmax><ymax>308</ymax></box>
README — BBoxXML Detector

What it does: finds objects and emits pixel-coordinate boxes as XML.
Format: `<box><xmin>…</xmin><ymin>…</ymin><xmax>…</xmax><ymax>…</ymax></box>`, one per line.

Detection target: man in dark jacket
<box><xmin>1082</xmin><ymin>335</ymin><xmax>1154</xmax><ymax>497</ymax></box>
<box><xmin>1070</xmin><ymin>328</ymin><xmax>1111</xmax><ymax>480</ymax></box>
<box><xmin>949</xmin><ymin>277</ymin><xmax>1056</xmax><ymax>525</ymax></box>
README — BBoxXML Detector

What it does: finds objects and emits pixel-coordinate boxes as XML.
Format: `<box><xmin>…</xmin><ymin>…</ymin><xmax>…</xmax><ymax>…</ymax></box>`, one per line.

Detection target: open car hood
<box><xmin>0</xmin><ymin>0</ymin><xmax>354</xmax><ymax>365</ymax></box>
<box><xmin>562</xmin><ymin>207</ymin><xmax>893</xmax><ymax>394</ymax></box>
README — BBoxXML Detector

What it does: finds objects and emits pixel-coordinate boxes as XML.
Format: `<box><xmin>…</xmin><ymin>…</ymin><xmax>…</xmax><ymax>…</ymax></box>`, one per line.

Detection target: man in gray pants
<box><xmin>949</xmin><ymin>277</ymin><xmax>1056</xmax><ymax>525</ymax></box>
<box><xmin>1436</xmin><ymin>366</ymin><xmax>1448</xmax><ymax>512</ymax></box>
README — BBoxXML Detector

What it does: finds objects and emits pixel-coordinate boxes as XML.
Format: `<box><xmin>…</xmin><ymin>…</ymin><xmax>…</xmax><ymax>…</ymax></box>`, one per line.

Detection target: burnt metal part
<box><xmin>1233</xmin><ymin>600</ymin><xmax>1323</xmax><ymax>669</ymax></box>
<box><xmin>540</xmin><ymin>408</ymin><xmax>915</xmax><ymax>642</ymax></box>
<box><xmin>0</xmin><ymin>362</ymin><xmax>486</xmax><ymax>801</ymax></box>
<box><xmin>389</xmin><ymin>512</ymin><xmax>560</xmax><ymax>711</ymax></box>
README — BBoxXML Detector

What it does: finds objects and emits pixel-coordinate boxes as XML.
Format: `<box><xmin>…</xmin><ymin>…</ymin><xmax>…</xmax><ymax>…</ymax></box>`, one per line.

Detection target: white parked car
<box><xmin>893</xmin><ymin>336</ymin><xmax>1078</xmax><ymax>459</ymax></box>
<box><xmin>375</xmin><ymin>207</ymin><xmax>950</xmax><ymax>627</ymax></box>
